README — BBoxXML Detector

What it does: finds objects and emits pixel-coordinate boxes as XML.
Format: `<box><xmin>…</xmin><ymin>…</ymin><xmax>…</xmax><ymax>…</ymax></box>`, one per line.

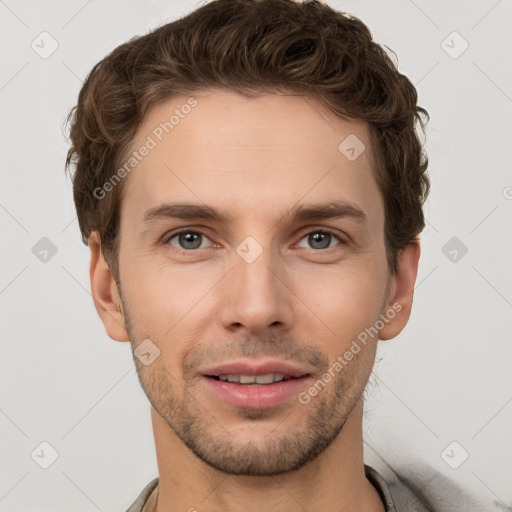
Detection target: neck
<box><xmin>147</xmin><ymin>400</ymin><xmax>385</xmax><ymax>512</ymax></box>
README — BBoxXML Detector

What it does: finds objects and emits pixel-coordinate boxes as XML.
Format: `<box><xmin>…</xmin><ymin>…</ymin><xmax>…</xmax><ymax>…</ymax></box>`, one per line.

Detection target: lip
<box><xmin>199</xmin><ymin>359</ymin><xmax>314</xmax><ymax>409</ymax></box>
<box><xmin>202</xmin><ymin>375</ymin><xmax>311</xmax><ymax>409</ymax></box>
<box><xmin>199</xmin><ymin>359</ymin><xmax>312</xmax><ymax>379</ymax></box>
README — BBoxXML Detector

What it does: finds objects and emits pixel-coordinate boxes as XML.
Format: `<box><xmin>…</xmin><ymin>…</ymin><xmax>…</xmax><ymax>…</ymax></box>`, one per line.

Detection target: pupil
<box><xmin>180</xmin><ymin>232</ymin><xmax>201</xmax><ymax>249</ymax></box>
<box><xmin>310</xmin><ymin>232</ymin><xmax>330</xmax><ymax>249</ymax></box>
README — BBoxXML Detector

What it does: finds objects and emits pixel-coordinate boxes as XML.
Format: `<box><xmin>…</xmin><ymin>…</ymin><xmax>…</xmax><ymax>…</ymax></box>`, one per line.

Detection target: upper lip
<box><xmin>199</xmin><ymin>359</ymin><xmax>312</xmax><ymax>378</ymax></box>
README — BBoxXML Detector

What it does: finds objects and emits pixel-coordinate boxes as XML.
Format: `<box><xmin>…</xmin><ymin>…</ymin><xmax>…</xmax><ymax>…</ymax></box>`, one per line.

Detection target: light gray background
<box><xmin>1</xmin><ymin>0</ymin><xmax>511</xmax><ymax>510</ymax></box>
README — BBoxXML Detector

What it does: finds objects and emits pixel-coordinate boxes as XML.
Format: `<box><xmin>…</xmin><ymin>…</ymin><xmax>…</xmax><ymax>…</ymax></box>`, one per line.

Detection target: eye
<box><xmin>163</xmin><ymin>228</ymin><xmax>345</xmax><ymax>252</ymax></box>
<box><xmin>166</xmin><ymin>230</ymin><xmax>212</xmax><ymax>250</ymax></box>
<box><xmin>297</xmin><ymin>230</ymin><xmax>343</xmax><ymax>250</ymax></box>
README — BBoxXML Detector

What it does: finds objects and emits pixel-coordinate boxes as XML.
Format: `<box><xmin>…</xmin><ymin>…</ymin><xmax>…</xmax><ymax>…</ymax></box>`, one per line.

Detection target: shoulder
<box><xmin>126</xmin><ymin>477</ymin><xmax>159</xmax><ymax>512</ymax></box>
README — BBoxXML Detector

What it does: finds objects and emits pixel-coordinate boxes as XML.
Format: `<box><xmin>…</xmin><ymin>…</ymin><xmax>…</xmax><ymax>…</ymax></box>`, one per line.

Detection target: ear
<box><xmin>89</xmin><ymin>231</ymin><xmax>129</xmax><ymax>342</ymax></box>
<box><xmin>378</xmin><ymin>239</ymin><xmax>421</xmax><ymax>341</ymax></box>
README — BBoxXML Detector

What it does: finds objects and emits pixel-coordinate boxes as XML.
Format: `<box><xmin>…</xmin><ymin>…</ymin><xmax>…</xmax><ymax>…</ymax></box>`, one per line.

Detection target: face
<box><xmin>100</xmin><ymin>89</ymin><xmax>400</xmax><ymax>476</ymax></box>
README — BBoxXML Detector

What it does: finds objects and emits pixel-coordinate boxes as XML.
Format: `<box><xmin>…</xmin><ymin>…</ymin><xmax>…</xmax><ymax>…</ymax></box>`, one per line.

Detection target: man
<box><xmin>65</xmin><ymin>0</ymin><xmax>430</xmax><ymax>510</ymax></box>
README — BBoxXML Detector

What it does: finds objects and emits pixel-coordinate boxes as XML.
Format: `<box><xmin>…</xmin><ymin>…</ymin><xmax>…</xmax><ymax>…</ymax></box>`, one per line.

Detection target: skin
<box><xmin>89</xmin><ymin>89</ymin><xmax>420</xmax><ymax>512</ymax></box>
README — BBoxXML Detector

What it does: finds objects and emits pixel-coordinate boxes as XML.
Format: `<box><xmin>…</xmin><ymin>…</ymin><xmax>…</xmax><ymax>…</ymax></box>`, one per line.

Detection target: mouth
<box><xmin>208</xmin><ymin>373</ymin><xmax>299</xmax><ymax>384</ymax></box>
<box><xmin>199</xmin><ymin>360</ymin><xmax>313</xmax><ymax>409</ymax></box>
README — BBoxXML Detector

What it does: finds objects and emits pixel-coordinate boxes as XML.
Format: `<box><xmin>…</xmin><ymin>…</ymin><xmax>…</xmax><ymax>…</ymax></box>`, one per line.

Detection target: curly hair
<box><xmin>64</xmin><ymin>0</ymin><xmax>430</xmax><ymax>281</ymax></box>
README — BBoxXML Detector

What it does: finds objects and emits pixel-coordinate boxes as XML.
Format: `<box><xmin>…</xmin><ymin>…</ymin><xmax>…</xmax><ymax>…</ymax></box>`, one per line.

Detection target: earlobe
<box><xmin>378</xmin><ymin>239</ymin><xmax>421</xmax><ymax>341</ymax></box>
<box><xmin>89</xmin><ymin>232</ymin><xmax>130</xmax><ymax>342</ymax></box>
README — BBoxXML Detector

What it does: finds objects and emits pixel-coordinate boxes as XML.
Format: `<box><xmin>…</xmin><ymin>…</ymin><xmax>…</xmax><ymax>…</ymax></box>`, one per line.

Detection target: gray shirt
<box><xmin>126</xmin><ymin>465</ymin><xmax>396</xmax><ymax>512</ymax></box>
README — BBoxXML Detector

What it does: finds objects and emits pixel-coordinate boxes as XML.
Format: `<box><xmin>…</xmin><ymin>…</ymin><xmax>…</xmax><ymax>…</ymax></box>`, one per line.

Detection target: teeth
<box><xmin>218</xmin><ymin>373</ymin><xmax>289</xmax><ymax>384</ymax></box>
<box><xmin>255</xmin><ymin>374</ymin><xmax>276</xmax><ymax>384</ymax></box>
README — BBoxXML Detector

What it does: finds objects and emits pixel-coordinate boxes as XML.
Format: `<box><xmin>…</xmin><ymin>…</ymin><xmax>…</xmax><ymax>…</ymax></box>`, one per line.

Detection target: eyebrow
<box><xmin>141</xmin><ymin>200</ymin><xmax>367</xmax><ymax>226</ymax></box>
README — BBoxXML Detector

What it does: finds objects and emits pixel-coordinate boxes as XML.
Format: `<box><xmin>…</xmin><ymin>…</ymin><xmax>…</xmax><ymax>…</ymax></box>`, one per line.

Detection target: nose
<box><xmin>218</xmin><ymin>243</ymin><xmax>294</xmax><ymax>336</ymax></box>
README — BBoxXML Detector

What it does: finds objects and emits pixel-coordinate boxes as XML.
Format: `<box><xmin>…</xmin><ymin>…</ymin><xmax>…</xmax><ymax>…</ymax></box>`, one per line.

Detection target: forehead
<box><xmin>121</xmin><ymin>89</ymin><xmax>383</xmax><ymax>231</ymax></box>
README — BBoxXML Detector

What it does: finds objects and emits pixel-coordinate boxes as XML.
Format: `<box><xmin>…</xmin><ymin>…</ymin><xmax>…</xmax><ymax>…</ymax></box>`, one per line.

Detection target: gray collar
<box><xmin>365</xmin><ymin>464</ymin><xmax>397</xmax><ymax>512</ymax></box>
<box><xmin>128</xmin><ymin>466</ymin><xmax>396</xmax><ymax>512</ymax></box>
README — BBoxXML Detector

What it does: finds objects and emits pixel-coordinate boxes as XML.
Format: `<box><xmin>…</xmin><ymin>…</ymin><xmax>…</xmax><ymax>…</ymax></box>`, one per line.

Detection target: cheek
<box><xmin>122</xmin><ymin>255</ymin><xmax>207</xmax><ymax>321</ymax></box>
<box><xmin>120</xmin><ymin>260</ymin><xmax>216</xmax><ymax>366</ymax></box>
<box><xmin>293</xmin><ymin>265</ymin><xmax>386</xmax><ymax>351</ymax></box>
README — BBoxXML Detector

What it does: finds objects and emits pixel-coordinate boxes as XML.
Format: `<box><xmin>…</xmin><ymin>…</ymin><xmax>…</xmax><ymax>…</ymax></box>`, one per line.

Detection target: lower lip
<box><xmin>201</xmin><ymin>376</ymin><xmax>311</xmax><ymax>409</ymax></box>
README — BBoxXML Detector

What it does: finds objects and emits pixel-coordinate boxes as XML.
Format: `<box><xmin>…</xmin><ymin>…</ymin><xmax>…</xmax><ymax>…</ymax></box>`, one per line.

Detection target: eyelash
<box><xmin>163</xmin><ymin>228</ymin><xmax>346</xmax><ymax>252</ymax></box>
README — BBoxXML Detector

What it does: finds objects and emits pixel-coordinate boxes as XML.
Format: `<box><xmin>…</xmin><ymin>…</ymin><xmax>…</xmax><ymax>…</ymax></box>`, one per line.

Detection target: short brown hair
<box><xmin>64</xmin><ymin>0</ymin><xmax>430</xmax><ymax>281</ymax></box>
